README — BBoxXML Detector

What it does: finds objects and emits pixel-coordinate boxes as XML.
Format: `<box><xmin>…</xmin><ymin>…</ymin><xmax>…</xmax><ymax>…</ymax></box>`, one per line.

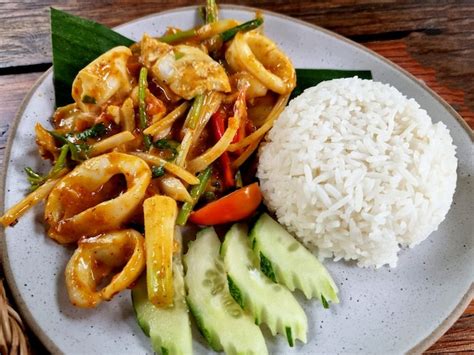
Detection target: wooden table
<box><xmin>0</xmin><ymin>0</ymin><xmax>472</xmax><ymax>353</ymax></box>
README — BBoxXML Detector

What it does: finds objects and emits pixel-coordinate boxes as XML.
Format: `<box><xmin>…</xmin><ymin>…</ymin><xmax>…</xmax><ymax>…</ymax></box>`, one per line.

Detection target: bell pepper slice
<box><xmin>189</xmin><ymin>183</ymin><xmax>262</xmax><ymax>225</ymax></box>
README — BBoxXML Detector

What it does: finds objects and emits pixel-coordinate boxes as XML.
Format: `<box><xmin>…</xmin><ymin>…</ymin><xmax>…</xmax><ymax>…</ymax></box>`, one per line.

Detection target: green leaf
<box><xmin>51</xmin><ymin>8</ymin><xmax>134</xmax><ymax>107</ymax></box>
<box><xmin>292</xmin><ymin>69</ymin><xmax>372</xmax><ymax>100</ymax></box>
<box><xmin>151</xmin><ymin>165</ymin><xmax>165</xmax><ymax>178</ymax></box>
<box><xmin>76</xmin><ymin>123</ymin><xmax>107</xmax><ymax>141</ymax></box>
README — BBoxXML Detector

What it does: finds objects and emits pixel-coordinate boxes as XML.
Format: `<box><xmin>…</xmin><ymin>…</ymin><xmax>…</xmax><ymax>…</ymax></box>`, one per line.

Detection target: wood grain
<box><xmin>0</xmin><ymin>1</ymin><xmax>472</xmax><ymax>353</ymax></box>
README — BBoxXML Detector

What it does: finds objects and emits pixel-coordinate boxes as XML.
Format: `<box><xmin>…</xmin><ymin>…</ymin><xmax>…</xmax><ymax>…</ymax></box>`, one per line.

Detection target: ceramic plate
<box><xmin>1</xmin><ymin>5</ymin><xmax>473</xmax><ymax>355</ymax></box>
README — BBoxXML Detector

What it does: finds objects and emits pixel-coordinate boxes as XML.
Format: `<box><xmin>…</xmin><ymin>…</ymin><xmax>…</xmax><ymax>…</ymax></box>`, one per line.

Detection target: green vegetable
<box><xmin>250</xmin><ymin>213</ymin><xmax>339</xmax><ymax>305</ymax></box>
<box><xmin>51</xmin><ymin>9</ymin><xmax>372</xmax><ymax>108</ymax></box>
<box><xmin>159</xmin><ymin>29</ymin><xmax>196</xmax><ymax>44</ymax></box>
<box><xmin>153</xmin><ymin>139</ymin><xmax>179</xmax><ymax>161</ymax></box>
<box><xmin>50</xmin><ymin>8</ymin><xmax>134</xmax><ymax>107</ymax></box>
<box><xmin>176</xmin><ymin>167</ymin><xmax>212</xmax><ymax>226</ymax></box>
<box><xmin>81</xmin><ymin>95</ymin><xmax>96</xmax><ymax>104</ymax></box>
<box><xmin>221</xmin><ymin>224</ymin><xmax>308</xmax><ymax>346</ymax></box>
<box><xmin>139</xmin><ymin>67</ymin><xmax>152</xmax><ymax>150</ymax></box>
<box><xmin>76</xmin><ymin>123</ymin><xmax>107</xmax><ymax>141</ymax></box>
<box><xmin>220</xmin><ymin>18</ymin><xmax>264</xmax><ymax>42</ymax></box>
<box><xmin>183</xmin><ymin>228</ymin><xmax>268</xmax><ymax>354</ymax></box>
<box><xmin>205</xmin><ymin>0</ymin><xmax>218</xmax><ymax>23</ymax></box>
<box><xmin>48</xmin><ymin>130</ymin><xmax>89</xmax><ymax>161</ymax></box>
<box><xmin>292</xmin><ymin>69</ymin><xmax>372</xmax><ymax>99</ymax></box>
<box><xmin>151</xmin><ymin>166</ymin><xmax>165</xmax><ymax>178</ymax></box>
<box><xmin>25</xmin><ymin>144</ymin><xmax>69</xmax><ymax>191</ymax></box>
<box><xmin>184</xmin><ymin>95</ymin><xmax>205</xmax><ymax>130</ymax></box>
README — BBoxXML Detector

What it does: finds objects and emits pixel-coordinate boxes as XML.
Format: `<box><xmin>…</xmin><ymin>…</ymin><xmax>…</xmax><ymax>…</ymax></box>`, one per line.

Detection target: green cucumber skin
<box><xmin>184</xmin><ymin>228</ymin><xmax>268</xmax><ymax>355</ymax></box>
<box><xmin>222</xmin><ymin>224</ymin><xmax>308</xmax><ymax>346</ymax></box>
<box><xmin>186</xmin><ymin>298</ymin><xmax>222</xmax><ymax>352</ymax></box>
<box><xmin>250</xmin><ymin>213</ymin><xmax>339</xmax><ymax>305</ymax></box>
<box><xmin>131</xmin><ymin>273</ymin><xmax>193</xmax><ymax>355</ymax></box>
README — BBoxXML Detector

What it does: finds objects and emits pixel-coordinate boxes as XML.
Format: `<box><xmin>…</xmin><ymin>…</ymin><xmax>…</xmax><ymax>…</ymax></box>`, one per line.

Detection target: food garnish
<box><xmin>189</xmin><ymin>183</ymin><xmax>262</xmax><ymax>225</ymax></box>
<box><xmin>221</xmin><ymin>224</ymin><xmax>308</xmax><ymax>346</ymax></box>
<box><xmin>251</xmin><ymin>213</ymin><xmax>339</xmax><ymax>305</ymax></box>
<box><xmin>184</xmin><ymin>228</ymin><xmax>268</xmax><ymax>354</ymax></box>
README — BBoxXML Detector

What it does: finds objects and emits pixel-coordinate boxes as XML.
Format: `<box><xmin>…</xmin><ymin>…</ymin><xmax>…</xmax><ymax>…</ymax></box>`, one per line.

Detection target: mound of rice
<box><xmin>257</xmin><ymin>77</ymin><xmax>457</xmax><ymax>267</ymax></box>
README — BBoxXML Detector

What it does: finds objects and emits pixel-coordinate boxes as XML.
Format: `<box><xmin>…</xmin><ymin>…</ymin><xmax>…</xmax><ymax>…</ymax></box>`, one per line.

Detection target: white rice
<box><xmin>257</xmin><ymin>77</ymin><xmax>457</xmax><ymax>267</ymax></box>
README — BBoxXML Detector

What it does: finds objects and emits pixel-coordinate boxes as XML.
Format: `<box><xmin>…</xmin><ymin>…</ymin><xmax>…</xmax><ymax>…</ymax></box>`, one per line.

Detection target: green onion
<box><xmin>176</xmin><ymin>166</ymin><xmax>212</xmax><ymax>226</ymax></box>
<box><xmin>220</xmin><ymin>18</ymin><xmax>264</xmax><ymax>42</ymax></box>
<box><xmin>159</xmin><ymin>29</ymin><xmax>197</xmax><ymax>44</ymax></box>
<box><xmin>51</xmin><ymin>144</ymin><xmax>70</xmax><ymax>177</ymax></box>
<box><xmin>48</xmin><ymin>130</ymin><xmax>89</xmax><ymax>161</ymax></box>
<box><xmin>151</xmin><ymin>165</ymin><xmax>165</xmax><ymax>178</ymax></box>
<box><xmin>76</xmin><ymin>123</ymin><xmax>107</xmax><ymax>141</ymax></box>
<box><xmin>205</xmin><ymin>0</ymin><xmax>218</xmax><ymax>23</ymax></box>
<box><xmin>139</xmin><ymin>67</ymin><xmax>152</xmax><ymax>150</ymax></box>
<box><xmin>25</xmin><ymin>144</ymin><xmax>69</xmax><ymax>191</ymax></box>
<box><xmin>185</xmin><ymin>95</ymin><xmax>205</xmax><ymax>129</ymax></box>
<box><xmin>153</xmin><ymin>139</ymin><xmax>179</xmax><ymax>161</ymax></box>
<box><xmin>198</xmin><ymin>6</ymin><xmax>206</xmax><ymax>23</ymax></box>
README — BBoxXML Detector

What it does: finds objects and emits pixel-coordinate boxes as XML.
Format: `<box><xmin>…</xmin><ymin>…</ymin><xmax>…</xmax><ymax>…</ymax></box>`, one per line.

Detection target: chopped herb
<box><xmin>153</xmin><ymin>139</ymin><xmax>179</xmax><ymax>161</ymax></box>
<box><xmin>76</xmin><ymin>123</ymin><xmax>107</xmax><ymax>141</ymax></box>
<box><xmin>220</xmin><ymin>18</ymin><xmax>263</xmax><ymax>42</ymax></box>
<box><xmin>81</xmin><ymin>95</ymin><xmax>96</xmax><ymax>104</ymax></box>
<box><xmin>48</xmin><ymin>130</ymin><xmax>90</xmax><ymax>161</ymax></box>
<box><xmin>151</xmin><ymin>165</ymin><xmax>165</xmax><ymax>178</ymax></box>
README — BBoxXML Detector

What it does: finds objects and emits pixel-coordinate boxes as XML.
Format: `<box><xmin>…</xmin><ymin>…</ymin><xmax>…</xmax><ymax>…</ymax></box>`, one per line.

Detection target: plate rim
<box><xmin>0</xmin><ymin>4</ymin><xmax>472</xmax><ymax>354</ymax></box>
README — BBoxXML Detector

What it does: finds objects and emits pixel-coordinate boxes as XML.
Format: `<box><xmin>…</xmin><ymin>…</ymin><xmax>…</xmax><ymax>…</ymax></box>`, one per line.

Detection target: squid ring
<box><xmin>65</xmin><ymin>229</ymin><xmax>146</xmax><ymax>308</ymax></box>
<box><xmin>45</xmin><ymin>152</ymin><xmax>151</xmax><ymax>244</ymax></box>
<box><xmin>225</xmin><ymin>31</ymin><xmax>296</xmax><ymax>95</ymax></box>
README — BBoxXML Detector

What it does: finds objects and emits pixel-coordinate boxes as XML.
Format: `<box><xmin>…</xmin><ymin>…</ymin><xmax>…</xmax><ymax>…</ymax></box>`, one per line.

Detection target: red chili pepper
<box><xmin>211</xmin><ymin>110</ymin><xmax>234</xmax><ymax>188</ymax></box>
<box><xmin>189</xmin><ymin>183</ymin><xmax>262</xmax><ymax>225</ymax></box>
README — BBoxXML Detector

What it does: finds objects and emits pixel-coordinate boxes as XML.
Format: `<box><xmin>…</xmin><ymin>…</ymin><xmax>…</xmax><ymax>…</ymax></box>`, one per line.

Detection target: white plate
<box><xmin>1</xmin><ymin>5</ymin><xmax>473</xmax><ymax>355</ymax></box>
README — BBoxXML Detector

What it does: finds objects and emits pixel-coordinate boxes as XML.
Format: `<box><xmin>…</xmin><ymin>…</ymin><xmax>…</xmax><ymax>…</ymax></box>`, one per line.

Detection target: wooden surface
<box><xmin>0</xmin><ymin>0</ymin><xmax>472</xmax><ymax>353</ymax></box>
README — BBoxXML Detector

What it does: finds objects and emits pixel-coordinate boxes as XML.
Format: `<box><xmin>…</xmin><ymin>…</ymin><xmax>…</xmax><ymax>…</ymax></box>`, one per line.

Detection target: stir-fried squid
<box><xmin>65</xmin><ymin>229</ymin><xmax>145</xmax><ymax>308</ymax></box>
<box><xmin>1</xmin><ymin>5</ymin><xmax>297</xmax><ymax>308</ymax></box>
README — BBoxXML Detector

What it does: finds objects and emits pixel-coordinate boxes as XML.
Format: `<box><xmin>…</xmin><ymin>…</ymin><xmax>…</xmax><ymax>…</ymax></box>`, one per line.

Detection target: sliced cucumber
<box><xmin>184</xmin><ymin>227</ymin><xmax>268</xmax><ymax>355</ymax></box>
<box><xmin>132</xmin><ymin>230</ymin><xmax>192</xmax><ymax>355</ymax></box>
<box><xmin>250</xmin><ymin>213</ymin><xmax>339</xmax><ymax>306</ymax></box>
<box><xmin>221</xmin><ymin>224</ymin><xmax>308</xmax><ymax>346</ymax></box>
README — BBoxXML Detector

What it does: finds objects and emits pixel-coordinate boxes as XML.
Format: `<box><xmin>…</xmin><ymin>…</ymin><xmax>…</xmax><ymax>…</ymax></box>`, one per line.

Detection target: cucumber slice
<box><xmin>221</xmin><ymin>224</ymin><xmax>308</xmax><ymax>346</ymax></box>
<box><xmin>250</xmin><ymin>213</ymin><xmax>339</xmax><ymax>305</ymax></box>
<box><xmin>132</xmin><ymin>230</ymin><xmax>192</xmax><ymax>355</ymax></box>
<box><xmin>184</xmin><ymin>228</ymin><xmax>268</xmax><ymax>354</ymax></box>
